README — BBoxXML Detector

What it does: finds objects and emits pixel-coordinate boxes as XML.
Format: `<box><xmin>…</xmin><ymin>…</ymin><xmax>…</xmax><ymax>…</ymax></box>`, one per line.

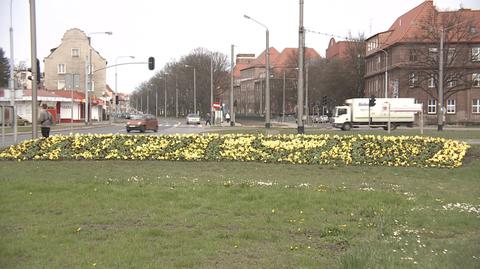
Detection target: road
<box><xmin>0</xmin><ymin>118</ymin><xmax>219</xmax><ymax>147</ymax></box>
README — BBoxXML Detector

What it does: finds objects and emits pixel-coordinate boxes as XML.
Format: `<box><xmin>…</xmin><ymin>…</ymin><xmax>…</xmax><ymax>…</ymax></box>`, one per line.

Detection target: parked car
<box><xmin>311</xmin><ymin>114</ymin><xmax>329</xmax><ymax>123</ymax></box>
<box><xmin>126</xmin><ymin>114</ymin><xmax>158</xmax><ymax>133</ymax></box>
<box><xmin>186</xmin><ymin>113</ymin><xmax>201</xmax><ymax>125</ymax></box>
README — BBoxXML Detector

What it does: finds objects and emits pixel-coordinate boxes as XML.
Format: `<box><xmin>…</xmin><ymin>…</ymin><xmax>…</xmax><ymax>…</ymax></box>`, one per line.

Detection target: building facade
<box><xmin>365</xmin><ymin>0</ymin><xmax>480</xmax><ymax>124</ymax></box>
<box><xmin>42</xmin><ymin>28</ymin><xmax>110</xmax><ymax>121</ymax></box>
<box><xmin>235</xmin><ymin>47</ymin><xmax>321</xmax><ymax>116</ymax></box>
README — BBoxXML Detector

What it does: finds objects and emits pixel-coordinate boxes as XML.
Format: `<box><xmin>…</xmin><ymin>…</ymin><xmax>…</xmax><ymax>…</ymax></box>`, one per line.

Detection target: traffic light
<box><xmin>115</xmin><ymin>95</ymin><xmax>119</xmax><ymax>105</ymax></box>
<box><xmin>148</xmin><ymin>57</ymin><xmax>155</xmax><ymax>70</ymax></box>
<box><xmin>27</xmin><ymin>59</ymin><xmax>41</xmax><ymax>83</ymax></box>
<box><xmin>369</xmin><ymin>96</ymin><xmax>376</xmax><ymax>107</ymax></box>
<box><xmin>322</xmin><ymin>95</ymin><xmax>327</xmax><ymax>106</ymax></box>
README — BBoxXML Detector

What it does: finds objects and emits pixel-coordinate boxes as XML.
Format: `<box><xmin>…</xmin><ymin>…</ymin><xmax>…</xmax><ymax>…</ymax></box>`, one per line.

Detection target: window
<box><xmin>428</xmin><ymin>75</ymin><xmax>435</xmax><ymax>88</ymax></box>
<box><xmin>429</xmin><ymin>47</ymin><xmax>438</xmax><ymax>62</ymax></box>
<box><xmin>472</xmin><ymin>47</ymin><xmax>480</xmax><ymax>62</ymax></box>
<box><xmin>473</xmin><ymin>73</ymin><xmax>480</xmax><ymax>87</ymax></box>
<box><xmin>473</xmin><ymin>99</ymin><xmax>480</xmax><ymax>113</ymax></box>
<box><xmin>57</xmin><ymin>80</ymin><xmax>66</xmax><ymax>90</ymax></box>
<box><xmin>409</xmin><ymin>73</ymin><xmax>418</xmax><ymax>88</ymax></box>
<box><xmin>447</xmin><ymin>48</ymin><xmax>456</xmax><ymax>62</ymax></box>
<box><xmin>428</xmin><ymin>99</ymin><xmax>437</xmax><ymax>114</ymax></box>
<box><xmin>57</xmin><ymin>64</ymin><xmax>66</xmax><ymax>74</ymax></box>
<box><xmin>71</xmin><ymin>48</ymin><xmax>80</xmax><ymax>57</ymax></box>
<box><xmin>447</xmin><ymin>79</ymin><xmax>456</xmax><ymax>88</ymax></box>
<box><xmin>409</xmin><ymin>50</ymin><xmax>418</xmax><ymax>62</ymax></box>
<box><xmin>87</xmin><ymin>64</ymin><xmax>94</xmax><ymax>74</ymax></box>
<box><xmin>88</xmin><ymin>81</ymin><xmax>95</xmax><ymax>91</ymax></box>
<box><xmin>447</xmin><ymin>99</ymin><xmax>456</xmax><ymax>114</ymax></box>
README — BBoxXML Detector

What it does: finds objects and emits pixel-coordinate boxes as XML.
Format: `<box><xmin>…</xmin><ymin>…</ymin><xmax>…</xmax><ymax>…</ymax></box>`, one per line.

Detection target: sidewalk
<box><xmin>1</xmin><ymin>121</ymin><xmax>112</xmax><ymax>136</ymax></box>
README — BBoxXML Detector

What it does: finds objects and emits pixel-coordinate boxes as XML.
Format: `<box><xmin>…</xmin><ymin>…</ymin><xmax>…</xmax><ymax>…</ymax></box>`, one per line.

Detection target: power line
<box><xmin>305</xmin><ymin>28</ymin><xmax>359</xmax><ymax>41</ymax></box>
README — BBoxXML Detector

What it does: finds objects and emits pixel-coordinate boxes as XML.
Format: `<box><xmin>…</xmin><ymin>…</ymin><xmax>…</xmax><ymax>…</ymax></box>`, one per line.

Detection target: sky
<box><xmin>1</xmin><ymin>0</ymin><xmax>479</xmax><ymax>94</ymax></box>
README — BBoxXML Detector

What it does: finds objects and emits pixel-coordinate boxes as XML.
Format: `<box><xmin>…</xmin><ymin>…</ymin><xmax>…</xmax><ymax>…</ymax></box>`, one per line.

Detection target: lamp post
<box><xmin>115</xmin><ymin>55</ymin><xmax>135</xmax><ymax>117</ymax></box>
<box><xmin>164</xmin><ymin>73</ymin><xmax>168</xmax><ymax>118</ymax></box>
<box><xmin>378</xmin><ymin>49</ymin><xmax>388</xmax><ymax>98</ymax></box>
<box><xmin>297</xmin><ymin>0</ymin><xmax>305</xmax><ymax>134</ymax></box>
<box><xmin>9</xmin><ymin>0</ymin><xmax>17</xmax><ymax>142</ymax></box>
<box><xmin>185</xmin><ymin>65</ymin><xmax>196</xmax><ymax>113</ymax></box>
<box><xmin>244</xmin><ymin>14</ymin><xmax>271</xmax><ymax>128</ymax></box>
<box><xmin>210</xmin><ymin>54</ymin><xmax>214</xmax><ymax>124</ymax></box>
<box><xmin>230</xmin><ymin>44</ymin><xmax>235</xmax><ymax>126</ymax></box>
<box><xmin>86</xmin><ymin>31</ymin><xmax>112</xmax><ymax>125</ymax></box>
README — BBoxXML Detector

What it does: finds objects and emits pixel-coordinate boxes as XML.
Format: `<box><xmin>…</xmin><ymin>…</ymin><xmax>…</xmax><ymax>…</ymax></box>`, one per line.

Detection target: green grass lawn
<box><xmin>1</xmin><ymin>150</ymin><xmax>479</xmax><ymax>268</ymax></box>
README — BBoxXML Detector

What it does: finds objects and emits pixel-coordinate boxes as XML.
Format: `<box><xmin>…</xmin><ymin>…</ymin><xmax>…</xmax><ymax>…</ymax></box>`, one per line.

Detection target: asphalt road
<box><xmin>0</xmin><ymin>118</ymin><xmax>218</xmax><ymax>147</ymax></box>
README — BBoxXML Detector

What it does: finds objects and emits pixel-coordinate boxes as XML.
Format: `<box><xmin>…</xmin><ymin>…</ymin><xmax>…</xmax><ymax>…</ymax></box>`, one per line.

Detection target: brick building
<box><xmin>365</xmin><ymin>0</ymin><xmax>480</xmax><ymax>124</ymax></box>
<box><xmin>235</xmin><ymin>47</ymin><xmax>320</xmax><ymax>115</ymax></box>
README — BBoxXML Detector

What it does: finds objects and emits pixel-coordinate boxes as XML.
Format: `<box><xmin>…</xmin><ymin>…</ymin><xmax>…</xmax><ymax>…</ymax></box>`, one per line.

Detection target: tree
<box><xmin>409</xmin><ymin>10</ymin><xmax>479</xmax><ymax>114</ymax></box>
<box><xmin>0</xmin><ymin>48</ymin><xmax>10</xmax><ymax>88</ymax></box>
<box><xmin>130</xmin><ymin>48</ymin><xmax>231</xmax><ymax>117</ymax></box>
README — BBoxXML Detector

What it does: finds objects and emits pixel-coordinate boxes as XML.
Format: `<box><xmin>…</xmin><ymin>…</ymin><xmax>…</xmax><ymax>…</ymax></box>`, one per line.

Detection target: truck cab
<box><xmin>332</xmin><ymin>106</ymin><xmax>351</xmax><ymax>130</ymax></box>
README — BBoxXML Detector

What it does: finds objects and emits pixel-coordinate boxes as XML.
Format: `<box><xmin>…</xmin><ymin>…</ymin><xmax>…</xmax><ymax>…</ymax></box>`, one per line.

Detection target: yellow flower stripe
<box><xmin>0</xmin><ymin>133</ymin><xmax>470</xmax><ymax>168</ymax></box>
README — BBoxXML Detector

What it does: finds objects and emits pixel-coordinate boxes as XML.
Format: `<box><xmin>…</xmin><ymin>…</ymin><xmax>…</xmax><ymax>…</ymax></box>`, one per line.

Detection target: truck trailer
<box><xmin>332</xmin><ymin>98</ymin><xmax>421</xmax><ymax>131</ymax></box>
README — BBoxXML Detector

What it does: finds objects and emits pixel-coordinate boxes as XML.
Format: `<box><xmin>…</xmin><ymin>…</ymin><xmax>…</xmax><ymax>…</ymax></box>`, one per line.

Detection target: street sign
<box><xmin>212</xmin><ymin>102</ymin><xmax>221</xmax><ymax>109</ymax></box>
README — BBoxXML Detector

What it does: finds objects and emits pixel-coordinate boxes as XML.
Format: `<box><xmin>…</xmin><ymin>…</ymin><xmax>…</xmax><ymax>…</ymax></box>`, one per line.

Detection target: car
<box><xmin>126</xmin><ymin>114</ymin><xmax>158</xmax><ymax>133</ymax></box>
<box><xmin>311</xmin><ymin>114</ymin><xmax>329</xmax><ymax>123</ymax></box>
<box><xmin>186</xmin><ymin>113</ymin><xmax>201</xmax><ymax>125</ymax></box>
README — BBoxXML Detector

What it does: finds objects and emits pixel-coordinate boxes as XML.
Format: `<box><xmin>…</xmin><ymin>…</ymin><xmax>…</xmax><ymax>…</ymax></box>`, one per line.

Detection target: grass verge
<box><xmin>1</xmin><ymin>150</ymin><xmax>479</xmax><ymax>268</ymax></box>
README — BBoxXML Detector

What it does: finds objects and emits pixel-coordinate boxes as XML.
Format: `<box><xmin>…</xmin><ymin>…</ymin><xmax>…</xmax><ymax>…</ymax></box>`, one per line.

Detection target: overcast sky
<box><xmin>1</xmin><ymin>0</ymin><xmax>479</xmax><ymax>94</ymax></box>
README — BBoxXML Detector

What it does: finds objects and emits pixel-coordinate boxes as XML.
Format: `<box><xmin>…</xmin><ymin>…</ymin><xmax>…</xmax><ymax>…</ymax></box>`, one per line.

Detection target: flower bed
<box><xmin>0</xmin><ymin>134</ymin><xmax>470</xmax><ymax>168</ymax></box>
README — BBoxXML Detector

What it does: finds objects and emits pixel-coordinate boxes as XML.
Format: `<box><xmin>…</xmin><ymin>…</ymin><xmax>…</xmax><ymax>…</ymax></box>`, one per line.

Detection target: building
<box><xmin>235</xmin><ymin>47</ymin><xmax>320</xmax><ymax>116</ymax></box>
<box><xmin>326</xmin><ymin>38</ymin><xmax>354</xmax><ymax>60</ymax></box>
<box><xmin>365</xmin><ymin>0</ymin><xmax>480</xmax><ymax>124</ymax></box>
<box><xmin>44</xmin><ymin>28</ymin><xmax>109</xmax><ymax>121</ymax></box>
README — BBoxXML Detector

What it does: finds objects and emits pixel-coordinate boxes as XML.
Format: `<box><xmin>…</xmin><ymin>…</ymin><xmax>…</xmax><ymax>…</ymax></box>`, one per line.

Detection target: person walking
<box><xmin>205</xmin><ymin>113</ymin><xmax>211</xmax><ymax>126</ymax></box>
<box><xmin>225</xmin><ymin>113</ymin><xmax>230</xmax><ymax>124</ymax></box>
<box><xmin>39</xmin><ymin>103</ymin><xmax>53</xmax><ymax>138</ymax></box>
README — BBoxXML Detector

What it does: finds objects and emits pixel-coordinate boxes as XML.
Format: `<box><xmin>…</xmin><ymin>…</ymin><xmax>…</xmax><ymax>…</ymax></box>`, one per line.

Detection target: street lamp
<box><xmin>244</xmin><ymin>14</ymin><xmax>271</xmax><ymax>128</ymax></box>
<box><xmin>85</xmin><ymin>31</ymin><xmax>112</xmax><ymax>125</ymax></box>
<box><xmin>115</xmin><ymin>55</ymin><xmax>135</xmax><ymax>117</ymax></box>
<box><xmin>184</xmin><ymin>65</ymin><xmax>196</xmax><ymax>113</ymax></box>
<box><xmin>378</xmin><ymin>49</ymin><xmax>388</xmax><ymax>98</ymax></box>
<box><xmin>164</xmin><ymin>73</ymin><xmax>168</xmax><ymax>118</ymax></box>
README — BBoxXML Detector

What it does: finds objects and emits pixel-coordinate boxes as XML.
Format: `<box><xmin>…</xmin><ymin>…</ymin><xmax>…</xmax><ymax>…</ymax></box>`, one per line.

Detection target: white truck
<box><xmin>332</xmin><ymin>98</ymin><xmax>421</xmax><ymax>131</ymax></box>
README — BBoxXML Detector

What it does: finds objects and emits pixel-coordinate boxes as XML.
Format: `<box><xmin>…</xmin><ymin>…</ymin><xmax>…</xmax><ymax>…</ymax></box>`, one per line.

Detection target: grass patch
<box><xmin>1</xmin><ymin>157</ymin><xmax>479</xmax><ymax>268</ymax></box>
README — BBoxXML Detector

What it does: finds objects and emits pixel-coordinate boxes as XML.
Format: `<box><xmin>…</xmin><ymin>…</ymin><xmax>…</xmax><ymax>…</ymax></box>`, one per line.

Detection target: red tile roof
<box><xmin>372</xmin><ymin>0</ymin><xmax>480</xmax><ymax>49</ymax></box>
<box><xmin>238</xmin><ymin>47</ymin><xmax>321</xmax><ymax>73</ymax></box>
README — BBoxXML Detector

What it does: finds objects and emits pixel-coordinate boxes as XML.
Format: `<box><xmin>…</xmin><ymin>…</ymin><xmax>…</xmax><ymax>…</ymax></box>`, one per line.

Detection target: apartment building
<box><xmin>365</xmin><ymin>0</ymin><xmax>480</xmax><ymax>124</ymax></box>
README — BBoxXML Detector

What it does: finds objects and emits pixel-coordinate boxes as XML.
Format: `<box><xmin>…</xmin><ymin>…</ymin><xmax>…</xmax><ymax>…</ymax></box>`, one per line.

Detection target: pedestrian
<box><xmin>225</xmin><ymin>113</ymin><xmax>230</xmax><ymax>124</ymax></box>
<box><xmin>39</xmin><ymin>103</ymin><xmax>53</xmax><ymax>138</ymax></box>
<box><xmin>205</xmin><ymin>113</ymin><xmax>211</xmax><ymax>126</ymax></box>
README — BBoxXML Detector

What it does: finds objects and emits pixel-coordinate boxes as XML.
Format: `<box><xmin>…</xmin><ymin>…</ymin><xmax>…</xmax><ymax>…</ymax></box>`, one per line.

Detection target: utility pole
<box><xmin>9</xmin><ymin>0</ymin><xmax>17</xmax><ymax>143</ymax></box>
<box><xmin>210</xmin><ymin>54</ymin><xmax>214</xmax><ymax>124</ymax></box>
<box><xmin>297</xmin><ymin>0</ymin><xmax>305</xmax><ymax>134</ymax></box>
<box><xmin>230</xmin><ymin>44</ymin><xmax>235</xmax><ymax>126</ymax></box>
<box><xmin>438</xmin><ymin>29</ymin><xmax>445</xmax><ymax>131</ymax></box>
<box><xmin>175</xmin><ymin>75</ymin><xmax>178</xmax><ymax>118</ymax></box>
<box><xmin>282</xmin><ymin>70</ymin><xmax>286</xmax><ymax>123</ymax></box>
<box><xmin>164</xmin><ymin>75</ymin><xmax>167</xmax><ymax>118</ymax></box>
<box><xmin>29</xmin><ymin>0</ymin><xmax>38</xmax><ymax>138</ymax></box>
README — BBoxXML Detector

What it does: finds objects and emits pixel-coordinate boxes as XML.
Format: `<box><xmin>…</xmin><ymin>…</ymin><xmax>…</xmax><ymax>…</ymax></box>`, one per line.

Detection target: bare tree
<box><xmin>408</xmin><ymin>10</ymin><xmax>479</xmax><ymax>103</ymax></box>
<box><xmin>131</xmin><ymin>48</ymin><xmax>231</xmax><ymax>117</ymax></box>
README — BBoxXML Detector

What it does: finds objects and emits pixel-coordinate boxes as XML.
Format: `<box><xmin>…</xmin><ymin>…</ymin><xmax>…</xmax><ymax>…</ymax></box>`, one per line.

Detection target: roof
<box><xmin>369</xmin><ymin>0</ymin><xmax>480</xmax><ymax>50</ymax></box>
<box><xmin>239</xmin><ymin>47</ymin><xmax>321</xmax><ymax>72</ymax></box>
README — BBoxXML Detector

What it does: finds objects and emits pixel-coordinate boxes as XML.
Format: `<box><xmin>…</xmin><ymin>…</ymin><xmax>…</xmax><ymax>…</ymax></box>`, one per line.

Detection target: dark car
<box><xmin>126</xmin><ymin>114</ymin><xmax>158</xmax><ymax>133</ymax></box>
